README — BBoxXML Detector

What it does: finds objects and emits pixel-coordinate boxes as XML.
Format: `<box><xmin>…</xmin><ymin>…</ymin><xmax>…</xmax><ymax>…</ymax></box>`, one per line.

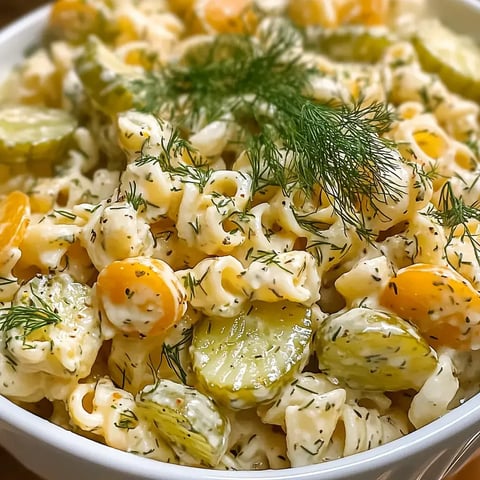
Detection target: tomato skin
<box><xmin>380</xmin><ymin>263</ymin><xmax>480</xmax><ymax>350</ymax></box>
<box><xmin>49</xmin><ymin>0</ymin><xmax>103</xmax><ymax>43</ymax></box>
<box><xmin>289</xmin><ymin>0</ymin><xmax>389</xmax><ymax>28</ymax></box>
<box><xmin>96</xmin><ymin>257</ymin><xmax>187</xmax><ymax>337</ymax></box>
<box><xmin>0</xmin><ymin>191</ymin><xmax>30</xmax><ymax>263</ymax></box>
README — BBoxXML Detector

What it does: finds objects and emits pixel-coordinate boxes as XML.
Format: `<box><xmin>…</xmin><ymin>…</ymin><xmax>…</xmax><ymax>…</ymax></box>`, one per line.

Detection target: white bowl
<box><xmin>1</xmin><ymin>4</ymin><xmax>480</xmax><ymax>480</ymax></box>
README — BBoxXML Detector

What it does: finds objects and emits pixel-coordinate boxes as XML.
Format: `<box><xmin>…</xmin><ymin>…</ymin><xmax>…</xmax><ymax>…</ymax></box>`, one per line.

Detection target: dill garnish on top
<box><xmin>0</xmin><ymin>288</ymin><xmax>62</xmax><ymax>339</ymax></box>
<box><xmin>131</xmin><ymin>25</ymin><xmax>405</xmax><ymax>238</ymax></box>
<box><xmin>427</xmin><ymin>181</ymin><xmax>480</xmax><ymax>267</ymax></box>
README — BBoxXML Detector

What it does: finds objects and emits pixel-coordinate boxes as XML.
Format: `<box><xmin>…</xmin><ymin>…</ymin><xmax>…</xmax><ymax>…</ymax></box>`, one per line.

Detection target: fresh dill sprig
<box><xmin>161</xmin><ymin>327</ymin><xmax>193</xmax><ymax>384</ymax></box>
<box><xmin>124</xmin><ymin>181</ymin><xmax>147</xmax><ymax>211</ymax></box>
<box><xmin>132</xmin><ymin>26</ymin><xmax>403</xmax><ymax>238</ymax></box>
<box><xmin>307</xmin><ymin>238</ymin><xmax>352</xmax><ymax>265</ymax></box>
<box><xmin>428</xmin><ymin>181</ymin><xmax>480</xmax><ymax>266</ymax></box>
<box><xmin>0</xmin><ymin>289</ymin><xmax>62</xmax><ymax>338</ymax></box>
<box><xmin>133</xmin><ymin>26</ymin><xmax>310</xmax><ymax>126</ymax></box>
<box><xmin>248</xmin><ymin>100</ymin><xmax>403</xmax><ymax>237</ymax></box>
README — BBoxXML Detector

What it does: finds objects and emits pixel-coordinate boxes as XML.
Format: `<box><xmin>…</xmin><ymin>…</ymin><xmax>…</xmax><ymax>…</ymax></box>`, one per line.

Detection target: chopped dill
<box><xmin>53</xmin><ymin>209</ymin><xmax>77</xmax><ymax>221</ymax></box>
<box><xmin>124</xmin><ymin>181</ymin><xmax>147</xmax><ymax>211</ymax></box>
<box><xmin>292</xmin><ymin>210</ymin><xmax>331</xmax><ymax>236</ymax></box>
<box><xmin>134</xmin><ymin>128</ymin><xmax>191</xmax><ymax>167</ymax></box>
<box><xmin>0</xmin><ymin>288</ymin><xmax>62</xmax><ymax>338</ymax></box>
<box><xmin>248</xmin><ymin>250</ymin><xmax>294</xmax><ymax>273</ymax></box>
<box><xmin>183</xmin><ymin>271</ymin><xmax>208</xmax><ymax>298</ymax></box>
<box><xmin>160</xmin><ymin>327</ymin><xmax>193</xmax><ymax>384</ymax></box>
<box><xmin>135</xmin><ymin>130</ymin><xmax>213</xmax><ymax>192</ymax></box>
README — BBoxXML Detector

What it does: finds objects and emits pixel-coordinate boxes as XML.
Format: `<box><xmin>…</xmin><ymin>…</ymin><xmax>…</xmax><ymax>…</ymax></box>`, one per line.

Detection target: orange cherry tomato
<box><xmin>380</xmin><ymin>263</ymin><xmax>480</xmax><ymax>350</ymax></box>
<box><xmin>198</xmin><ymin>0</ymin><xmax>257</xmax><ymax>33</ymax></box>
<box><xmin>338</xmin><ymin>0</ymin><xmax>390</xmax><ymax>26</ymax></box>
<box><xmin>96</xmin><ymin>257</ymin><xmax>187</xmax><ymax>336</ymax></box>
<box><xmin>49</xmin><ymin>0</ymin><xmax>107</xmax><ymax>43</ymax></box>
<box><xmin>0</xmin><ymin>191</ymin><xmax>30</xmax><ymax>266</ymax></box>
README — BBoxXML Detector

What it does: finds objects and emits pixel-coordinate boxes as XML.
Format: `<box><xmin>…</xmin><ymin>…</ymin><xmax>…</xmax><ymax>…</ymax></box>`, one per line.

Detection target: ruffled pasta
<box><xmin>259</xmin><ymin>372</ymin><xmax>409</xmax><ymax>467</ymax></box>
<box><xmin>0</xmin><ymin>274</ymin><xmax>101</xmax><ymax>401</ymax></box>
<box><xmin>408</xmin><ymin>353</ymin><xmax>459</xmax><ymax>428</ymax></box>
<box><xmin>79</xmin><ymin>200</ymin><xmax>155</xmax><ymax>271</ymax></box>
<box><xmin>220</xmin><ymin>409</ymin><xmax>290</xmax><ymax>470</ymax></box>
<box><xmin>68</xmin><ymin>377</ymin><xmax>177</xmax><ymax>461</ymax></box>
<box><xmin>177</xmin><ymin>251</ymin><xmax>320</xmax><ymax>317</ymax></box>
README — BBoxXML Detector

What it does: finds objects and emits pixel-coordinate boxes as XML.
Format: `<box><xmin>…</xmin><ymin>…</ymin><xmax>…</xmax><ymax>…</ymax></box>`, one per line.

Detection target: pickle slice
<box><xmin>191</xmin><ymin>301</ymin><xmax>313</xmax><ymax>409</ymax></box>
<box><xmin>136</xmin><ymin>379</ymin><xmax>230</xmax><ymax>467</ymax></box>
<box><xmin>316</xmin><ymin>307</ymin><xmax>437</xmax><ymax>391</ymax></box>
<box><xmin>307</xmin><ymin>26</ymin><xmax>394</xmax><ymax>63</ymax></box>
<box><xmin>74</xmin><ymin>36</ymin><xmax>144</xmax><ymax>116</ymax></box>
<box><xmin>413</xmin><ymin>19</ymin><xmax>480</xmax><ymax>102</ymax></box>
<box><xmin>0</xmin><ymin>105</ymin><xmax>77</xmax><ymax>164</ymax></box>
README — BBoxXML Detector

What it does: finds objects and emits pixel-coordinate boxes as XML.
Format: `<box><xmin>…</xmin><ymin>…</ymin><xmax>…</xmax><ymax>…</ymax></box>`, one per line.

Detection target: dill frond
<box><xmin>114</xmin><ymin>409</ymin><xmax>139</xmax><ymax>430</ymax></box>
<box><xmin>133</xmin><ymin>26</ymin><xmax>309</xmax><ymax>127</ymax></box>
<box><xmin>248</xmin><ymin>99</ymin><xmax>403</xmax><ymax>237</ymax></box>
<box><xmin>248</xmin><ymin>250</ymin><xmax>293</xmax><ymax>273</ymax></box>
<box><xmin>135</xmin><ymin>128</ymin><xmax>213</xmax><ymax>192</ymax></box>
<box><xmin>161</xmin><ymin>327</ymin><xmax>193</xmax><ymax>384</ymax></box>
<box><xmin>293</xmin><ymin>211</ymin><xmax>332</xmax><ymax>236</ymax></box>
<box><xmin>431</xmin><ymin>181</ymin><xmax>480</xmax><ymax>229</ymax></box>
<box><xmin>124</xmin><ymin>181</ymin><xmax>147</xmax><ymax>211</ymax></box>
<box><xmin>131</xmin><ymin>25</ymin><xmax>404</xmax><ymax>237</ymax></box>
<box><xmin>429</xmin><ymin>181</ymin><xmax>480</xmax><ymax>266</ymax></box>
<box><xmin>0</xmin><ymin>289</ymin><xmax>62</xmax><ymax>338</ymax></box>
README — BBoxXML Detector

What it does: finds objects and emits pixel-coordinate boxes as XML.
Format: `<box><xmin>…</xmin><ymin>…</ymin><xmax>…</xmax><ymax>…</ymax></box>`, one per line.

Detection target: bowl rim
<box><xmin>1</xmin><ymin>3</ymin><xmax>480</xmax><ymax>480</ymax></box>
<box><xmin>3</xmin><ymin>390</ymin><xmax>480</xmax><ymax>480</ymax></box>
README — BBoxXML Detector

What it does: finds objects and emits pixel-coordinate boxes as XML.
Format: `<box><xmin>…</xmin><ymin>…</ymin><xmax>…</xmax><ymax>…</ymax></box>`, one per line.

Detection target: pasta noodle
<box><xmin>0</xmin><ymin>0</ymin><xmax>480</xmax><ymax>471</ymax></box>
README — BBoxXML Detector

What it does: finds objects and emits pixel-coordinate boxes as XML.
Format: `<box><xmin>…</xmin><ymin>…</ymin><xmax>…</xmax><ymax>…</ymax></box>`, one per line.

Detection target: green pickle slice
<box><xmin>413</xmin><ymin>19</ymin><xmax>480</xmax><ymax>102</ymax></box>
<box><xmin>307</xmin><ymin>26</ymin><xmax>394</xmax><ymax>63</ymax></box>
<box><xmin>316</xmin><ymin>307</ymin><xmax>438</xmax><ymax>391</ymax></box>
<box><xmin>191</xmin><ymin>301</ymin><xmax>313</xmax><ymax>409</ymax></box>
<box><xmin>0</xmin><ymin>105</ymin><xmax>77</xmax><ymax>164</ymax></box>
<box><xmin>74</xmin><ymin>36</ymin><xmax>144</xmax><ymax>116</ymax></box>
<box><xmin>136</xmin><ymin>379</ymin><xmax>230</xmax><ymax>467</ymax></box>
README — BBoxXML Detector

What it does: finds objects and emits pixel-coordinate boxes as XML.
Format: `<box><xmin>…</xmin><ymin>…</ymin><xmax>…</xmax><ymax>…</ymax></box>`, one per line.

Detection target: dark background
<box><xmin>1</xmin><ymin>1</ymin><xmax>49</xmax><ymax>28</ymax></box>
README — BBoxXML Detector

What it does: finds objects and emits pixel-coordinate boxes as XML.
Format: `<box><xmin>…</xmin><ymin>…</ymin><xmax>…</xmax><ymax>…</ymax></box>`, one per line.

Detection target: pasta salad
<box><xmin>0</xmin><ymin>0</ymin><xmax>480</xmax><ymax>470</ymax></box>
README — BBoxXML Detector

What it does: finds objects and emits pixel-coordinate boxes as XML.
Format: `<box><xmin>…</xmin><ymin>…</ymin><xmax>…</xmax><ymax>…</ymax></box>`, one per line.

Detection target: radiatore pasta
<box><xmin>0</xmin><ymin>0</ymin><xmax>480</xmax><ymax>471</ymax></box>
